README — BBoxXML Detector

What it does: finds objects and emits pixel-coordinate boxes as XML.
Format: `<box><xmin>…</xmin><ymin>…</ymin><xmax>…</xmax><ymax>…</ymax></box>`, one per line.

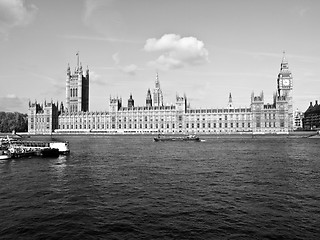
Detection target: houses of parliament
<box><xmin>28</xmin><ymin>53</ymin><xmax>294</xmax><ymax>135</ymax></box>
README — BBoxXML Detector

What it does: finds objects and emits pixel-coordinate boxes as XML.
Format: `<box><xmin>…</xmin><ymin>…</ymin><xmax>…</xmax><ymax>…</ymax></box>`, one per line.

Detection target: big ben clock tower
<box><xmin>277</xmin><ymin>51</ymin><xmax>293</xmax><ymax>131</ymax></box>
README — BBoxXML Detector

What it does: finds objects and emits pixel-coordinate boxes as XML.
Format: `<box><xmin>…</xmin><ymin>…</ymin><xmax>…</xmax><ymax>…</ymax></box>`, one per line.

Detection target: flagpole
<box><xmin>76</xmin><ymin>51</ymin><xmax>79</xmax><ymax>69</ymax></box>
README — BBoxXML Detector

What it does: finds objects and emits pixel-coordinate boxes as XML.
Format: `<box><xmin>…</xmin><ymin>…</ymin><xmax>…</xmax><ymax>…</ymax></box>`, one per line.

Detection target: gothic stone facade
<box><xmin>28</xmin><ymin>101</ymin><xmax>59</xmax><ymax>134</ymax></box>
<box><xmin>28</xmin><ymin>54</ymin><xmax>294</xmax><ymax>135</ymax></box>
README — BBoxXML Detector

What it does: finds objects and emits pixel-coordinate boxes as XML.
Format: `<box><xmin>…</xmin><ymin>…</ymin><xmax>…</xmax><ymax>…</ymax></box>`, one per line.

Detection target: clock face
<box><xmin>283</xmin><ymin>79</ymin><xmax>290</xmax><ymax>86</ymax></box>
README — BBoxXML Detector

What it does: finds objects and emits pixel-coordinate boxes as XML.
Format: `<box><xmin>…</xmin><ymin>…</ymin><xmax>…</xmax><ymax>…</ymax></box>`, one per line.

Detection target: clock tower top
<box><xmin>277</xmin><ymin>51</ymin><xmax>293</xmax><ymax>95</ymax></box>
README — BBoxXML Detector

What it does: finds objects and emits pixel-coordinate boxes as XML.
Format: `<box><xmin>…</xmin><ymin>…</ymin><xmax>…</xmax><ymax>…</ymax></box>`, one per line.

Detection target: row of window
<box><xmin>187</xmin><ymin>108</ymin><xmax>250</xmax><ymax>113</ymax></box>
<box><xmin>30</xmin><ymin>117</ymin><xmax>50</xmax><ymax>123</ymax></box>
<box><xmin>59</xmin><ymin>113</ymin><xmax>252</xmax><ymax>122</ymax></box>
<box><xmin>59</xmin><ymin>122</ymin><xmax>253</xmax><ymax>130</ymax></box>
<box><xmin>30</xmin><ymin>124</ymin><xmax>51</xmax><ymax>130</ymax></box>
<box><xmin>60</xmin><ymin>115</ymin><xmax>252</xmax><ymax>123</ymax></box>
<box><xmin>256</xmin><ymin>122</ymin><xmax>284</xmax><ymax>128</ymax></box>
<box><xmin>69</xmin><ymin>105</ymin><xmax>78</xmax><ymax>112</ymax></box>
<box><xmin>70</xmin><ymin>88</ymin><xmax>78</xmax><ymax>98</ymax></box>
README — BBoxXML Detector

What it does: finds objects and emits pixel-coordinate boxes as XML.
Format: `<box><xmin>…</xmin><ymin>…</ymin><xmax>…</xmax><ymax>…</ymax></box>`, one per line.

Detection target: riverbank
<box><xmin>3</xmin><ymin>130</ymin><xmax>317</xmax><ymax>139</ymax></box>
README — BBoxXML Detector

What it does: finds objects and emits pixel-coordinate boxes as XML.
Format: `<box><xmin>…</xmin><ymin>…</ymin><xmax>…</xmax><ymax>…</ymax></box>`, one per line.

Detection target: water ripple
<box><xmin>0</xmin><ymin>136</ymin><xmax>320</xmax><ymax>239</ymax></box>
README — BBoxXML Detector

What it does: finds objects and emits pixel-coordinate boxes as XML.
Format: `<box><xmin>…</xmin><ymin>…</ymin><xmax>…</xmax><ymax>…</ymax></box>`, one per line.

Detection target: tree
<box><xmin>0</xmin><ymin>112</ymin><xmax>28</xmax><ymax>133</ymax></box>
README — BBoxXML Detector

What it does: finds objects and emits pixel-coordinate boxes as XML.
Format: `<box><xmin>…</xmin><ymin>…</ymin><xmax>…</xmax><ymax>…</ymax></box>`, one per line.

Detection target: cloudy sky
<box><xmin>0</xmin><ymin>0</ymin><xmax>319</xmax><ymax>113</ymax></box>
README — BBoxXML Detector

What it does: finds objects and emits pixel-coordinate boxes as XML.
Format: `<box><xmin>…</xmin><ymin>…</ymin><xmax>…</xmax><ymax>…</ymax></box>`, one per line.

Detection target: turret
<box><xmin>176</xmin><ymin>93</ymin><xmax>187</xmax><ymax>112</ymax></box>
<box><xmin>109</xmin><ymin>96</ymin><xmax>122</xmax><ymax>112</ymax></box>
<box><xmin>153</xmin><ymin>72</ymin><xmax>163</xmax><ymax>107</ymax></box>
<box><xmin>86</xmin><ymin>65</ymin><xmax>89</xmax><ymax>77</ymax></box>
<box><xmin>146</xmin><ymin>88</ymin><xmax>152</xmax><ymax>107</ymax></box>
<box><xmin>128</xmin><ymin>93</ymin><xmax>134</xmax><ymax>108</ymax></box>
<box><xmin>60</xmin><ymin>101</ymin><xmax>64</xmax><ymax>113</ymax></box>
<box><xmin>227</xmin><ymin>92</ymin><xmax>233</xmax><ymax>108</ymax></box>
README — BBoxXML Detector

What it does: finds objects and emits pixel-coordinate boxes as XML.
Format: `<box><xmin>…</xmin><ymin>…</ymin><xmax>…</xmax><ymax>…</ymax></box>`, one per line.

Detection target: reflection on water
<box><xmin>50</xmin><ymin>156</ymin><xmax>67</xmax><ymax>177</ymax></box>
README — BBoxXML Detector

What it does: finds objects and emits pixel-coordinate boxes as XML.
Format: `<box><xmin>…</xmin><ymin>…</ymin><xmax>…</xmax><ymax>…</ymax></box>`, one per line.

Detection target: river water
<box><xmin>0</xmin><ymin>135</ymin><xmax>319</xmax><ymax>239</ymax></box>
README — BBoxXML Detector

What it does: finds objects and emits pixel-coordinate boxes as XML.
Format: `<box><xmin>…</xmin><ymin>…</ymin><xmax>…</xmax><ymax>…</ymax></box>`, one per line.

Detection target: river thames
<box><xmin>0</xmin><ymin>135</ymin><xmax>319</xmax><ymax>239</ymax></box>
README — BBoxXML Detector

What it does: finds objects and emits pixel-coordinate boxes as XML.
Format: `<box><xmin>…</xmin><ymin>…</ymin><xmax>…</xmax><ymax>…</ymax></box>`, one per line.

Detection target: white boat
<box><xmin>49</xmin><ymin>142</ymin><xmax>70</xmax><ymax>154</ymax></box>
<box><xmin>0</xmin><ymin>150</ymin><xmax>11</xmax><ymax>160</ymax></box>
<box><xmin>13</xmin><ymin>140</ymin><xmax>70</xmax><ymax>155</ymax></box>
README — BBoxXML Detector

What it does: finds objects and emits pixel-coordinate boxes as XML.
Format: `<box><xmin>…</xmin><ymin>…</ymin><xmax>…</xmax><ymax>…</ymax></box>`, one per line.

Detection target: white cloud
<box><xmin>0</xmin><ymin>94</ymin><xmax>27</xmax><ymax>113</ymax></box>
<box><xmin>83</xmin><ymin>0</ymin><xmax>128</xmax><ymax>39</ymax></box>
<box><xmin>144</xmin><ymin>34</ymin><xmax>209</xmax><ymax>70</ymax></box>
<box><xmin>89</xmin><ymin>70</ymin><xmax>106</xmax><ymax>85</ymax></box>
<box><xmin>83</xmin><ymin>0</ymin><xmax>114</xmax><ymax>23</ymax></box>
<box><xmin>112</xmin><ymin>52</ymin><xmax>138</xmax><ymax>76</ymax></box>
<box><xmin>6</xmin><ymin>93</ymin><xmax>17</xmax><ymax>98</ymax></box>
<box><xmin>112</xmin><ymin>52</ymin><xmax>120</xmax><ymax>65</ymax></box>
<box><xmin>60</xmin><ymin>34</ymin><xmax>138</xmax><ymax>43</ymax></box>
<box><xmin>291</xmin><ymin>6</ymin><xmax>309</xmax><ymax>17</ymax></box>
<box><xmin>0</xmin><ymin>0</ymin><xmax>38</xmax><ymax>38</ymax></box>
<box><xmin>121</xmin><ymin>64</ymin><xmax>138</xmax><ymax>76</ymax></box>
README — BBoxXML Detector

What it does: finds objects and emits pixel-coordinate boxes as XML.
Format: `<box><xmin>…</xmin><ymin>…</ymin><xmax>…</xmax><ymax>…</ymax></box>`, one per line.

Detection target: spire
<box><xmin>155</xmin><ymin>72</ymin><xmax>160</xmax><ymax>88</ymax></box>
<box><xmin>280</xmin><ymin>51</ymin><xmax>289</xmax><ymax>71</ymax></box>
<box><xmin>229</xmin><ymin>92</ymin><xmax>232</xmax><ymax>103</ymax></box>
<box><xmin>67</xmin><ymin>63</ymin><xmax>71</xmax><ymax>75</ymax></box>
<box><xmin>282</xmin><ymin>50</ymin><xmax>287</xmax><ymax>63</ymax></box>
<box><xmin>227</xmin><ymin>92</ymin><xmax>233</xmax><ymax>108</ymax></box>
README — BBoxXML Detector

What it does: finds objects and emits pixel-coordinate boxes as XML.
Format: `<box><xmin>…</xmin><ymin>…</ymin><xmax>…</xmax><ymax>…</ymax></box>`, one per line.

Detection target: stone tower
<box><xmin>277</xmin><ymin>51</ymin><xmax>293</xmax><ymax>131</ymax></box>
<box><xmin>66</xmin><ymin>52</ymin><xmax>89</xmax><ymax>113</ymax></box>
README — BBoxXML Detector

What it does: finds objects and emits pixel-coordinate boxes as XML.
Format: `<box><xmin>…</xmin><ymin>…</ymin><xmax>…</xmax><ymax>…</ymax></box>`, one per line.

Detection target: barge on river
<box><xmin>154</xmin><ymin>134</ymin><xmax>201</xmax><ymax>142</ymax></box>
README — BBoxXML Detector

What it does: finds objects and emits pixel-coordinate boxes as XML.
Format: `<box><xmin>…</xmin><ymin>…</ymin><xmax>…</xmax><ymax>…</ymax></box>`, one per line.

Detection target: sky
<box><xmin>0</xmin><ymin>0</ymin><xmax>320</xmax><ymax>113</ymax></box>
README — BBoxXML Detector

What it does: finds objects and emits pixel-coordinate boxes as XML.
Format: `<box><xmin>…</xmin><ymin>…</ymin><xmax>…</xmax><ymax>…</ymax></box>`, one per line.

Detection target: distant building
<box><xmin>303</xmin><ymin>100</ymin><xmax>320</xmax><ymax>130</ymax></box>
<box><xmin>28</xmin><ymin>53</ymin><xmax>294</xmax><ymax>135</ymax></box>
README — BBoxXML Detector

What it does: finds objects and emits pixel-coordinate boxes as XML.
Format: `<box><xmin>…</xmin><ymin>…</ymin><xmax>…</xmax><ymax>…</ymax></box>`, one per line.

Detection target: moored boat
<box><xmin>35</xmin><ymin>148</ymin><xmax>60</xmax><ymax>158</ymax></box>
<box><xmin>1</xmin><ymin>135</ymin><xmax>70</xmax><ymax>159</ymax></box>
<box><xmin>9</xmin><ymin>140</ymin><xmax>70</xmax><ymax>155</ymax></box>
<box><xmin>0</xmin><ymin>150</ymin><xmax>11</xmax><ymax>160</ymax></box>
<box><xmin>7</xmin><ymin>146</ymin><xmax>35</xmax><ymax>159</ymax></box>
<box><xmin>49</xmin><ymin>142</ymin><xmax>70</xmax><ymax>154</ymax></box>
